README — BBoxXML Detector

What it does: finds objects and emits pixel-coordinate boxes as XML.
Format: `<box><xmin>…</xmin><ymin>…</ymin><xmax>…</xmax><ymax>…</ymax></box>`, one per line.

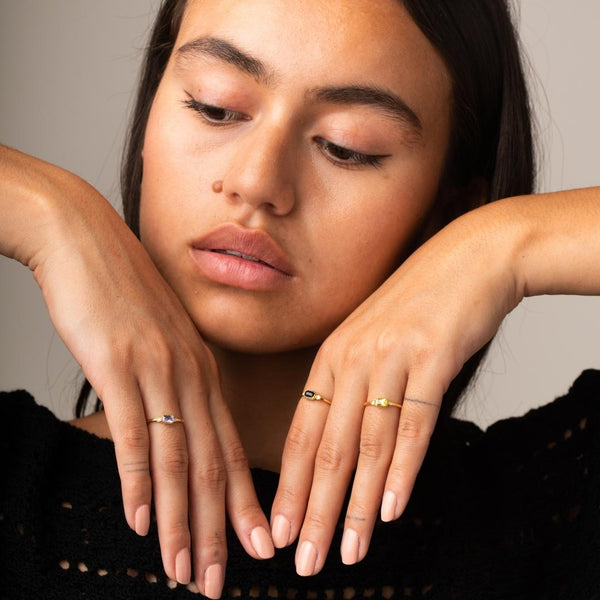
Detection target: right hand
<box><xmin>0</xmin><ymin>146</ymin><xmax>274</xmax><ymax>597</ymax></box>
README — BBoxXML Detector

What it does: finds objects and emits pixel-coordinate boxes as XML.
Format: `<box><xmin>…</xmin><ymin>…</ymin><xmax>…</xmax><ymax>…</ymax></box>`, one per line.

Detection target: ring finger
<box><xmin>340</xmin><ymin>371</ymin><xmax>405</xmax><ymax>565</ymax></box>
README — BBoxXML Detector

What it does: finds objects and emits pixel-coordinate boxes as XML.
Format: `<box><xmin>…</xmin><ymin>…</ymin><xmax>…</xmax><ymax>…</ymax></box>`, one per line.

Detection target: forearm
<box><xmin>502</xmin><ymin>187</ymin><xmax>600</xmax><ymax>298</ymax></box>
<box><xmin>459</xmin><ymin>187</ymin><xmax>600</xmax><ymax>301</ymax></box>
<box><xmin>0</xmin><ymin>144</ymin><xmax>131</xmax><ymax>279</ymax></box>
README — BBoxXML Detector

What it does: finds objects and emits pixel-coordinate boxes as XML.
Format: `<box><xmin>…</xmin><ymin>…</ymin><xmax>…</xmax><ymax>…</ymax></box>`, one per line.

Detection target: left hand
<box><xmin>270</xmin><ymin>201</ymin><xmax>522</xmax><ymax>574</ymax></box>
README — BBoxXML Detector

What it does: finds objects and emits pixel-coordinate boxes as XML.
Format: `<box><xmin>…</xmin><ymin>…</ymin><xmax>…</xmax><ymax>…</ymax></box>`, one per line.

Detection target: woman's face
<box><xmin>140</xmin><ymin>0</ymin><xmax>451</xmax><ymax>353</ymax></box>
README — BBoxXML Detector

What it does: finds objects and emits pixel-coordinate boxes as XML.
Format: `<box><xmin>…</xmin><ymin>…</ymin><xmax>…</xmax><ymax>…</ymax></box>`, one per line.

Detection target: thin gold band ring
<box><xmin>364</xmin><ymin>397</ymin><xmax>403</xmax><ymax>409</ymax></box>
<box><xmin>147</xmin><ymin>414</ymin><xmax>185</xmax><ymax>425</ymax></box>
<box><xmin>302</xmin><ymin>390</ymin><xmax>332</xmax><ymax>405</ymax></box>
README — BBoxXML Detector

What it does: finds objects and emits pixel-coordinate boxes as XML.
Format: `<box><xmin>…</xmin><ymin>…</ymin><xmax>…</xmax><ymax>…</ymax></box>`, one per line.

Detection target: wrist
<box><xmin>445</xmin><ymin>198</ymin><xmax>527</xmax><ymax>314</ymax></box>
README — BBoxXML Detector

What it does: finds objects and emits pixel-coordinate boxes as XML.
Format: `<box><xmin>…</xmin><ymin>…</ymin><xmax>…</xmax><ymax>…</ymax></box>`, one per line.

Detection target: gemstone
<box><xmin>303</xmin><ymin>390</ymin><xmax>315</xmax><ymax>399</ymax></box>
<box><xmin>162</xmin><ymin>414</ymin><xmax>176</xmax><ymax>424</ymax></box>
<box><xmin>373</xmin><ymin>398</ymin><xmax>389</xmax><ymax>407</ymax></box>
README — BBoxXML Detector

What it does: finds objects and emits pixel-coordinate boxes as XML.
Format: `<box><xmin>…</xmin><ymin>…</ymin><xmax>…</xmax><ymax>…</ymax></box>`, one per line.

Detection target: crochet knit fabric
<box><xmin>1</xmin><ymin>370</ymin><xmax>600</xmax><ymax>599</ymax></box>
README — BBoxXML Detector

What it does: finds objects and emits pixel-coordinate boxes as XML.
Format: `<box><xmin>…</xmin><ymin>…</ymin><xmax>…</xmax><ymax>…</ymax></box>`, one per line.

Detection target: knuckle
<box><xmin>284</xmin><ymin>423</ymin><xmax>314</xmax><ymax>458</ymax></box>
<box><xmin>158</xmin><ymin>446</ymin><xmax>189</xmax><ymax>476</ymax></box>
<box><xmin>304</xmin><ymin>510</ymin><xmax>328</xmax><ymax>530</ymax></box>
<box><xmin>222</xmin><ymin>439</ymin><xmax>250</xmax><ymax>474</ymax></box>
<box><xmin>411</xmin><ymin>341</ymin><xmax>435</xmax><ymax>369</ymax></box>
<box><xmin>168</xmin><ymin>515</ymin><xmax>192</xmax><ymax>536</ymax></box>
<box><xmin>197</xmin><ymin>527</ymin><xmax>227</xmax><ymax>564</ymax></box>
<box><xmin>315</xmin><ymin>441</ymin><xmax>346</xmax><ymax>473</ymax></box>
<box><xmin>316</xmin><ymin>334</ymin><xmax>337</xmax><ymax>359</ymax></box>
<box><xmin>346</xmin><ymin>501</ymin><xmax>369</xmax><ymax>523</ymax></box>
<box><xmin>274</xmin><ymin>485</ymin><xmax>298</xmax><ymax>507</ymax></box>
<box><xmin>194</xmin><ymin>458</ymin><xmax>227</xmax><ymax>489</ymax></box>
<box><xmin>397</xmin><ymin>416</ymin><xmax>433</xmax><ymax>444</ymax></box>
<box><xmin>120</xmin><ymin>424</ymin><xmax>148</xmax><ymax>452</ymax></box>
<box><xmin>373</xmin><ymin>329</ymin><xmax>398</xmax><ymax>358</ymax></box>
<box><xmin>232</xmin><ymin>500</ymin><xmax>263</xmax><ymax>525</ymax></box>
<box><xmin>340</xmin><ymin>342</ymin><xmax>365</xmax><ymax>369</ymax></box>
<box><xmin>386</xmin><ymin>462</ymin><xmax>411</xmax><ymax>487</ymax></box>
<box><xmin>359</xmin><ymin>432</ymin><xmax>386</xmax><ymax>462</ymax></box>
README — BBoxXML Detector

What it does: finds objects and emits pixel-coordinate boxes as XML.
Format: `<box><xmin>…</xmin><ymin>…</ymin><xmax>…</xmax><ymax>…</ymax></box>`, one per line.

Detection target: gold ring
<box><xmin>147</xmin><ymin>414</ymin><xmax>185</xmax><ymax>425</ymax></box>
<box><xmin>302</xmin><ymin>390</ymin><xmax>332</xmax><ymax>405</ymax></box>
<box><xmin>364</xmin><ymin>397</ymin><xmax>403</xmax><ymax>409</ymax></box>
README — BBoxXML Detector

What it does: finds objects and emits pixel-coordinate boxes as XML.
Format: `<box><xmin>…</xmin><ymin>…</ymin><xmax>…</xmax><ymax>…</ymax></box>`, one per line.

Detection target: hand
<box><xmin>271</xmin><ymin>202</ymin><xmax>522</xmax><ymax>574</ymax></box>
<box><xmin>0</xmin><ymin>147</ymin><xmax>274</xmax><ymax>597</ymax></box>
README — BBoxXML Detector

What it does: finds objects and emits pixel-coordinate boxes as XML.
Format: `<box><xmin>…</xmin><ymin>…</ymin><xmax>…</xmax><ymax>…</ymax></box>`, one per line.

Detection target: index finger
<box><xmin>270</xmin><ymin>375</ymin><xmax>333</xmax><ymax>548</ymax></box>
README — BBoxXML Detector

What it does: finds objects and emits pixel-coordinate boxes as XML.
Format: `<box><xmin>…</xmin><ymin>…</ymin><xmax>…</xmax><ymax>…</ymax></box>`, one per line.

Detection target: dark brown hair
<box><xmin>77</xmin><ymin>0</ymin><xmax>535</xmax><ymax>418</ymax></box>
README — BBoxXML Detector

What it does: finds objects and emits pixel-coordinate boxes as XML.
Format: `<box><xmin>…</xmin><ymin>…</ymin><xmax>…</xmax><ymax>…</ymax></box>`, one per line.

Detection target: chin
<box><xmin>195</xmin><ymin>315</ymin><xmax>331</xmax><ymax>356</ymax></box>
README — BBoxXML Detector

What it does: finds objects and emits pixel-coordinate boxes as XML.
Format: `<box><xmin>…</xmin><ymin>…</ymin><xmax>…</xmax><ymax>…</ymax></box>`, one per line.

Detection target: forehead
<box><xmin>175</xmin><ymin>0</ymin><xmax>452</xmax><ymax>126</ymax></box>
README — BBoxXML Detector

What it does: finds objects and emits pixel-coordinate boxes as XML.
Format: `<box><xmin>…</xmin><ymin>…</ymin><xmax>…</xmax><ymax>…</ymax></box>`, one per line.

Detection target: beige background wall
<box><xmin>1</xmin><ymin>1</ymin><xmax>599</xmax><ymax>426</ymax></box>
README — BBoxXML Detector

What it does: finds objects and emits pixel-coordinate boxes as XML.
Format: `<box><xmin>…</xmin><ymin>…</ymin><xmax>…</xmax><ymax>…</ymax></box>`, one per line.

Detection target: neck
<box><xmin>210</xmin><ymin>345</ymin><xmax>318</xmax><ymax>472</ymax></box>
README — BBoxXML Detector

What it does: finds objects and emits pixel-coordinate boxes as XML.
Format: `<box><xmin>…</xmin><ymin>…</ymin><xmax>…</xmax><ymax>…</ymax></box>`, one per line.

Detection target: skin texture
<box><xmin>140</xmin><ymin>0</ymin><xmax>452</xmax><ymax>354</ymax></box>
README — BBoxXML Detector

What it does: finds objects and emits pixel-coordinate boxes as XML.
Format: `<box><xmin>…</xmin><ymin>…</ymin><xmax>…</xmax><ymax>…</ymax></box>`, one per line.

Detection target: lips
<box><xmin>189</xmin><ymin>223</ymin><xmax>294</xmax><ymax>290</ymax></box>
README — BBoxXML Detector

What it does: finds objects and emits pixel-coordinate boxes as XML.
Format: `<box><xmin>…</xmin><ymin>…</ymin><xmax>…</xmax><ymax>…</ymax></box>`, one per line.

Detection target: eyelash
<box><xmin>182</xmin><ymin>95</ymin><xmax>388</xmax><ymax>169</ymax></box>
<box><xmin>182</xmin><ymin>96</ymin><xmax>248</xmax><ymax>125</ymax></box>
<box><xmin>314</xmin><ymin>137</ymin><xmax>386</xmax><ymax>169</ymax></box>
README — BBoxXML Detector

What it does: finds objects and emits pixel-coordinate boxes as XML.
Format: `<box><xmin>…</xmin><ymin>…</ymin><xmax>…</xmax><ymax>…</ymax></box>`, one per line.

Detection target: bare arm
<box><xmin>0</xmin><ymin>144</ymin><xmax>273</xmax><ymax>597</ymax></box>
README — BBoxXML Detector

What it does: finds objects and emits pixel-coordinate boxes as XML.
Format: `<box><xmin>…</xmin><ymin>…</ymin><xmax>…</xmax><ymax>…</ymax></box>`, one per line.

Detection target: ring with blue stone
<box><xmin>147</xmin><ymin>414</ymin><xmax>185</xmax><ymax>425</ymax></box>
<box><xmin>301</xmin><ymin>390</ymin><xmax>332</xmax><ymax>405</ymax></box>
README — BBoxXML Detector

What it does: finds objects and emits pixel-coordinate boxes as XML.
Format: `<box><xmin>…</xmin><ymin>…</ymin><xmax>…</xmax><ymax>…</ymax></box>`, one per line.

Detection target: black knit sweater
<box><xmin>2</xmin><ymin>371</ymin><xmax>600</xmax><ymax>599</ymax></box>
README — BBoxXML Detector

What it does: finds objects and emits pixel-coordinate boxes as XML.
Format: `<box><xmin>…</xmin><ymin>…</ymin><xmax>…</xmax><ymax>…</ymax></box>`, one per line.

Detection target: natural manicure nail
<box><xmin>251</xmin><ymin>526</ymin><xmax>275</xmax><ymax>559</ymax></box>
<box><xmin>296</xmin><ymin>541</ymin><xmax>318</xmax><ymax>576</ymax></box>
<box><xmin>381</xmin><ymin>491</ymin><xmax>398</xmax><ymax>522</ymax></box>
<box><xmin>340</xmin><ymin>528</ymin><xmax>360</xmax><ymax>565</ymax></box>
<box><xmin>271</xmin><ymin>514</ymin><xmax>292</xmax><ymax>548</ymax></box>
<box><xmin>134</xmin><ymin>504</ymin><xmax>150</xmax><ymax>536</ymax></box>
<box><xmin>175</xmin><ymin>547</ymin><xmax>191</xmax><ymax>585</ymax></box>
<box><xmin>204</xmin><ymin>563</ymin><xmax>224</xmax><ymax>599</ymax></box>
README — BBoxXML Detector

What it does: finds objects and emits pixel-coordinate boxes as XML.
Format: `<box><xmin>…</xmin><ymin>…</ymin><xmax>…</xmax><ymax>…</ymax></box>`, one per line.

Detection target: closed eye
<box><xmin>182</xmin><ymin>94</ymin><xmax>249</xmax><ymax>125</ymax></box>
<box><xmin>314</xmin><ymin>137</ymin><xmax>388</xmax><ymax>169</ymax></box>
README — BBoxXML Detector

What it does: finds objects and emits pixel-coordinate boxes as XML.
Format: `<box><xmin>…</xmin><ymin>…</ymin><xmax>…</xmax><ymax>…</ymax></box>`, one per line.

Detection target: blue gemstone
<box><xmin>303</xmin><ymin>390</ymin><xmax>315</xmax><ymax>398</ymax></box>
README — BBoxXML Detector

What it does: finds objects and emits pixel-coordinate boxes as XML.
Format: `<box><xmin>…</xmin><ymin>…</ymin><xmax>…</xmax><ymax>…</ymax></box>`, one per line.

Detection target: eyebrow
<box><xmin>176</xmin><ymin>36</ymin><xmax>270</xmax><ymax>83</ymax></box>
<box><xmin>310</xmin><ymin>86</ymin><xmax>422</xmax><ymax>132</ymax></box>
<box><xmin>175</xmin><ymin>36</ymin><xmax>422</xmax><ymax>133</ymax></box>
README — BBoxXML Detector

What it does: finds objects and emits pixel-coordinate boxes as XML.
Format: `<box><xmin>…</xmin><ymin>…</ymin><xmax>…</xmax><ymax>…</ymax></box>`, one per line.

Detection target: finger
<box><xmin>184</xmin><ymin>388</ymin><xmax>228</xmax><ymax>599</ymax></box>
<box><xmin>295</xmin><ymin>376</ymin><xmax>366</xmax><ymax>577</ymax></box>
<box><xmin>382</xmin><ymin>373</ymin><xmax>442</xmax><ymax>522</ymax></box>
<box><xmin>147</xmin><ymin>408</ymin><xmax>192</xmax><ymax>585</ymax></box>
<box><xmin>271</xmin><ymin>364</ymin><xmax>333</xmax><ymax>549</ymax></box>
<box><xmin>340</xmin><ymin>371</ymin><xmax>405</xmax><ymax>565</ymax></box>
<box><xmin>141</xmin><ymin>356</ymin><xmax>193</xmax><ymax>585</ymax></box>
<box><xmin>101</xmin><ymin>380</ymin><xmax>152</xmax><ymax>539</ymax></box>
<box><xmin>209</xmin><ymin>393</ymin><xmax>275</xmax><ymax>562</ymax></box>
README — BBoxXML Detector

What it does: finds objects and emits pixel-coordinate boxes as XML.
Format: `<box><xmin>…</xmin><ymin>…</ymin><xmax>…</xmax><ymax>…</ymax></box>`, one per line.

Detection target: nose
<box><xmin>221</xmin><ymin>123</ymin><xmax>297</xmax><ymax>216</ymax></box>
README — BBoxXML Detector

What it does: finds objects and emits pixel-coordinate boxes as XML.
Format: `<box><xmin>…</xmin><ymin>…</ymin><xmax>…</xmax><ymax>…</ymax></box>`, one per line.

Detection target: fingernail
<box><xmin>271</xmin><ymin>515</ymin><xmax>291</xmax><ymax>548</ymax></box>
<box><xmin>296</xmin><ymin>541</ymin><xmax>317</xmax><ymax>576</ymax></box>
<box><xmin>340</xmin><ymin>528</ymin><xmax>360</xmax><ymax>565</ymax></box>
<box><xmin>381</xmin><ymin>491</ymin><xmax>398</xmax><ymax>522</ymax></box>
<box><xmin>134</xmin><ymin>504</ymin><xmax>150</xmax><ymax>536</ymax></box>
<box><xmin>251</xmin><ymin>526</ymin><xmax>275</xmax><ymax>559</ymax></box>
<box><xmin>175</xmin><ymin>548</ymin><xmax>191</xmax><ymax>585</ymax></box>
<box><xmin>204</xmin><ymin>563</ymin><xmax>224</xmax><ymax>599</ymax></box>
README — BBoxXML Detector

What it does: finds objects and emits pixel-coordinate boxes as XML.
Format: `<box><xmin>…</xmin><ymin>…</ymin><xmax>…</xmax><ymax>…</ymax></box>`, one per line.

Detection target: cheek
<box><xmin>139</xmin><ymin>91</ymin><xmax>219</xmax><ymax>254</ymax></box>
<box><xmin>314</xmin><ymin>175</ymin><xmax>437</xmax><ymax>291</ymax></box>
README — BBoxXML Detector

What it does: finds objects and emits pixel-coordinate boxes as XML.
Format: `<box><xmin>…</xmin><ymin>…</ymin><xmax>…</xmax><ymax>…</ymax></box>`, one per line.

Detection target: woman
<box><xmin>1</xmin><ymin>0</ymin><xmax>599</xmax><ymax>598</ymax></box>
